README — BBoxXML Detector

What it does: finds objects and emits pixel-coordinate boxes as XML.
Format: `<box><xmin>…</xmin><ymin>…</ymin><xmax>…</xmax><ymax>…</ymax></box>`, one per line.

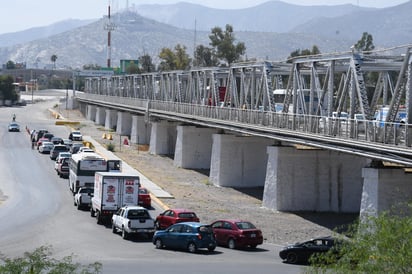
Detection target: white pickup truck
<box><xmin>111</xmin><ymin>205</ymin><xmax>155</xmax><ymax>240</ymax></box>
<box><xmin>73</xmin><ymin>187</ymin><xmax>94</xmax><ymax>210</ymax></box>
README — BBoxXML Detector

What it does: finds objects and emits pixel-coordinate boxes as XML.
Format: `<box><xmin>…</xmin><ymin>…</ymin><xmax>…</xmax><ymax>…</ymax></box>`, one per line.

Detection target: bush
<box><xmin>307</xmin><ymin>202</ymin><xmax>412</xmax><ymax>273</ymax></box>
<box><xmin>0</xmin><ymin>245</ymin><xmax>102</xmax><ymax>274</ymax></box>
<box><xmin>106</xmin><ymin>143</ymin><xmax>115</xmax><ymax>152</ymax></box>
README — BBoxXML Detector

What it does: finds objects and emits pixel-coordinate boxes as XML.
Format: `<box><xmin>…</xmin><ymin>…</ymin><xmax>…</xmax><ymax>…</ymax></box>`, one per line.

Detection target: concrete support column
<box><xmin>149</xmin><ymin>120</ymin><xmax>178</xmax><ymax>155</ymax></box>
<box><xmin>174</xmin><ymin>126</ymin><xmax>219</xmax><ymax>169</ymax></box>
<box><xmin>360</xmin><ymin>167</ymin><xmax>412</xmax><ymax>218</ymax></box>
<box><xmin>86</xmin><ymin>105</ymin><xmax>97</xmax><ymax>122</ymax></box>
<box><xmin>130</xmin><ymin>115</ymin><xmax>151</xmax><ymax>144</ymax></box>
<box><xmin>262</xmin><ymin>146</ymin><xmax>367</xmax><ymax>212</ymax></box>
<box><xmin>104</xmin><ymin>109</ymin><xmax>117</xmax><ymax>130</ymax></box>
<box><xmin>209</xmin><ymin>134</ymin><xmax>273</xmax><ymax>187</ymax></box>
<box><xmin>116</xmin><ymin>111</ymin><xmax>132</xmax><ymax>136</ymax></box>
<box><xmin>95</xmin><ymin>107</ymin><xmax>106</xmax><ymax>126</ymax></box>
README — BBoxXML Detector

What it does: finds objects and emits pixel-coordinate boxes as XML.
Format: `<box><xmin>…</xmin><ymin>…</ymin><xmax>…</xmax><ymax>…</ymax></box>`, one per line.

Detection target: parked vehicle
<box><xmin>36</xmin><ymin>137</ymin><xmax>49</xmax><ymax>149</ymax></box>
<box><xmin>58</xmin><ymin>158</ymin><xmax>70</xmax><ymax>178</ymax></box>
<box><xmin>155</xmin><ymin>209</ymin><xmax>199</xmax><ymax>230</ymax></box>
<box><xmin>8</xmin><ymin>122</ymin><xmax>20</xmax><ymax>132</ymax></box>
<box><xmin>91</xmin><ymin>172</ymin><xmax>140</xmax><ymax>224</ymax></box>
<box><xmin>211</xmin><ymin>219</ymin><xmax>263</xmax><ymax>249</ymax></box>
<box><xmin>50</xmin><ymin>137</ymin><xmax>64</xmax><ymax>145</ymax></box>
<box><xmin>69</xmin><ymin>131</ymin><xmax>83</xmax><ymax>141</ymax></box>
<box><xmin>74</xmin><ymin>187</ymin><xmax>94</xmax><ymax>209</ymax></box>
<box><xmin>50</xmin><ymin>144</ymin><xmax>69</xmax><ymax>160</ymax></box>
<box><xmin>35</xmin><ymin>129</ymin><xmax>48</xmax><ymax>141</ymax></box>
<box><xmin>70</xmin><ymin>143</ymin><xmax>84</xmax><ymax>154</ymax></box>
<box><xmin>153</xmin><ymin>222</ymin><xmax>216</xmax><ymax>253</ymax></box>
<box><xmin>68</xmin><ymin>152</ymin><xmax>121</xmax><ymax>194</ymax></box>
<box><xmin>138</xmin><ymin>187</ymin><xmax>151</xmax><ymax>208</ymax></box>
<box><xmin>38</xmin><ymin>141</ymin><xmax>54</xmax><ymax>154</ymax></box>
<box><xmin>43</xmin><ymin>133</ymin><xmax>54</xmax><ymax>141</ymax></box>
<box><xmin>111</xmin><ymin>205</ymin><xmax>155</xmax><ymax>239</ymax></box>
<box><xmin>279</xmin><ymin>236</ymin><xmax>341</xmax><ymax>264</ymax></box>
<box><xmin>54</xmin><ymin>152</ymin><xmax>71</xmax><ymax>172</ymax></box>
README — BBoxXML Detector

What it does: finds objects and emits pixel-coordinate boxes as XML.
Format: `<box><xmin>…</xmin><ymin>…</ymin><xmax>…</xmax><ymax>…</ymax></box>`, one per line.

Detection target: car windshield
<box><xmin>80</xmin><ymin>188</ymin><xmax>93</xmax><ymax>194</ymax></box>
<box><xmin>235</xmin><ymin>221</ymin><xmax>256</xmax><ymax>230</ymax></box>
<box><xmin>178</xmin><ymin>212</ymin><xmax>197</xmax><ymax>218</ymax></box>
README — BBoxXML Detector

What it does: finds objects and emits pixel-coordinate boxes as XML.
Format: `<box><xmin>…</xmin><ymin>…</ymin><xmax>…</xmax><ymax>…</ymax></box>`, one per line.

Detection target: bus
<box><xmin>69</xmin><ymin>152</ymin><xmax>121</xmax><ymax>194</ymax></box>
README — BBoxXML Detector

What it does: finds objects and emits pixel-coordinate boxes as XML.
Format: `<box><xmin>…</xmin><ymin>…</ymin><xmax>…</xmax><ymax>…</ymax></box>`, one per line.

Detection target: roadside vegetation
<box><xmin>307</xmin><ymin>202</ymin><xmax>412</xmax><ymax>273</ymax></box>
<box><xmin>0</xmin><ymin>246</ymin><xmax>102</xmax><ymax>274</ymax></box>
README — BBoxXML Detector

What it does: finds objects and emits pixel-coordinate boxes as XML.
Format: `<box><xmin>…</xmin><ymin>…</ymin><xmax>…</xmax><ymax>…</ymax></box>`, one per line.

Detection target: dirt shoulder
<box><xmin>60</xmin><ymin>108</ymin><xmax>358</xmax><ymax>245</ymax></box>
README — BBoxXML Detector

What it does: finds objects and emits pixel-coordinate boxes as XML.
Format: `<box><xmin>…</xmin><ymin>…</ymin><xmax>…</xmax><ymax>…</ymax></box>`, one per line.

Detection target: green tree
<box><xmin>158</xmin><ymin>44</ymin><xmax>191</xmax><ymax>71</ymax></box>
<box><xmin>138</xmin><ymin>54</ymin><xmax>155</xmax><ymax>73</ymax></box>
<box><xmin>0</xmin><ymin>245</ymin><xmax>102</xmax><ymax>273</ymax></box>
<box><xmin>354</xmin><ymin>32</ymin><xmax>375</xmax><ymax>52</ymax></box>
<box><xmin>209</xmin><ymin>24</ymin><xmax>246</xmax><ymax>66</ymax></box>
<box><xmin>51</xmin><ymin>54</ymin><xmax>58</xmax><ymax>69</ymax></box>
<box><xmin>308</xmin><ymin>203</ymin><xmax>412</xmax><ymax>273</ymax></box>
<box><xmin>0</xmin><ymin>75</ymin><xmax>17</xmax><ymax>101</ymax></box>
<box><xmin>5</xmin><ymin>60</ymin><xmax>16</xmax><ymax>69</ymax></box>
<box><xmin>125</xmin><ymin>62</ymin><xmax>140</xmax><ymax>74</ymax></box>
<box><xmin>194</xmin><ymin>45</ymin><xmax>219</xmax><ymax>67</ymax></box>
<box><xmin>287</xmin><ymin>45</ymin><xmax>321</xmax><ymax>62</ymax></box>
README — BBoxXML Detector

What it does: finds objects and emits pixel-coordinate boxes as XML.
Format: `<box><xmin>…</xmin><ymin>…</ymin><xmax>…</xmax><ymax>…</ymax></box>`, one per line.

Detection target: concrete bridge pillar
<box><xmin>86</xmin><ymin>105</ymin><xmax>96</xmax><ymax>122</ymax></box>
<box><xmin>130</xmin><ymin>115</ymin><xmax>151</xmax><ymax>144</ymax></box>
<box><xmin>262</xmin><ymin>146</ymin><xmax>367</xmax><ymax>212</ymax></box>
<box><xmin>104</xmin><ymin>109</ymin><xmax>117</xmax><ymax>130</ymax></box>
<box><xmin>95</xmin><ymin>107</ymin><xmax>106</xmax><ymax>126</ymax></box>
<box><xmin>116</xmin><ymin>111</ymin><xmax>132</xmax><ymax>136</ymax></box>
<box><xmin>209</xmin><ymin>134</ymin><xmax>274</xmax><ymax>187</ymax></box>
<box><xmin>174</xmin><ymin>126</ymin><xmax>219</xmax><ymax>169</ymax></box>
<box><xmin>360</xmin><ymin>167</ymin><xmax>412</xmax><ymax>218</ymax></box>
<box><xmin>149</xmin><ymin>120</ymin><xmax>178</xmax><ymax>155</ymax></box>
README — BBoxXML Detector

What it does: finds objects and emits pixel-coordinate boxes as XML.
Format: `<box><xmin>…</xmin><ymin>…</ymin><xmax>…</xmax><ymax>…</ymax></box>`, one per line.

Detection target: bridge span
<box><xmin>74</xmin><ymin>46</ymin><xmax>412</xmax><ymax>219</ymax></box>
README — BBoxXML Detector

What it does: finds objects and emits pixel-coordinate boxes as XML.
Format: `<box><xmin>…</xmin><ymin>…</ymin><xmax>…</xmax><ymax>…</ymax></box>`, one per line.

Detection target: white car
<box><xmin>69</xmin><ymin>131</ymin><xmax>83</xmax><ymax>141</ymax></box>
<box><xmin>38</xmin><ymin>141</ymin><xmax>54</xmax><ymax>154</ymax></box>
<box><xmin>74</xmin><ymin>187</ymin><xmax>94</xmax><ymax>209</ymax></box>
<box><xmin>111</xmin><ymin>206</ymin><xmax>155</xmax><ymax>240</ymax></box>
<box><xmin>78</xmin><ymin>147</ymin><xmax>94</xmax><ymax>153</ymax></box>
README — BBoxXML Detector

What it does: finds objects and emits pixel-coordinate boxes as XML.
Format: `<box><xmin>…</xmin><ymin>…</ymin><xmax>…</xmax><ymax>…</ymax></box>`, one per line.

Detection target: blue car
<box><xmin>153</xmin><ymin>222</ymin><xmax>216</xmax><ymax>253</ymax></box>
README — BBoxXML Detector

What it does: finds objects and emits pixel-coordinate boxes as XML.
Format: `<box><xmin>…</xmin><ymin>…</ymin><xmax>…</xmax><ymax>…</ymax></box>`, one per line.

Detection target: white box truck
<box><xmin>91</xmin><ymin>172</ymin><xmax>140</xmax><ymax>225</ymax></box>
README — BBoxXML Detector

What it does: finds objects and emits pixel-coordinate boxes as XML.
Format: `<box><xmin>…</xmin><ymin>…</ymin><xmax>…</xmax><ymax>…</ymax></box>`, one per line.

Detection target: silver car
<box><xmin>38</xmin><ymin>141</ymin><xmax>54</xmax><ymax>154</ymax></box>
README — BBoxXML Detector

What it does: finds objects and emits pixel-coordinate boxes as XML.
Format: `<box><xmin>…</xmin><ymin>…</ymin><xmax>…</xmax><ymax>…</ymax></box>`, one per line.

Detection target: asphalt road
<box><xmin>0</xmin><ymin>92</ymin><xmax>305</xmax><ymax>274</ymax></box>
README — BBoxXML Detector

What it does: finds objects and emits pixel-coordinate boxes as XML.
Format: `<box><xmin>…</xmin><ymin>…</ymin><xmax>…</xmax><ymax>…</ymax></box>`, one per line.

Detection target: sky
<box><xmin>0</xmin><ymin>0</ymin><xmax>408</xmax><ymax>35</ymax></box>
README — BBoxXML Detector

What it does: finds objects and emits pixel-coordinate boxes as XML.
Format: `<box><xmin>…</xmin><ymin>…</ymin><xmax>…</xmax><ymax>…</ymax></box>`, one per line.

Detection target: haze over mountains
<box><xmin>0</xmin><ymin>0</ymin><xmax>411</xmax><ymax>69</ymax></box>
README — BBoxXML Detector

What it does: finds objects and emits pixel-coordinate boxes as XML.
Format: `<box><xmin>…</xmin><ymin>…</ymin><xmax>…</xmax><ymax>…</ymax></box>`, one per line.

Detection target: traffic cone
<box><xmin>102</xmin><ymin>133</ymin><xmax>106</xmax><ymax>139</ymax></box>
<box><xmin>108</xmin><ymin>134</ymin><xmax>113</xmax><ymax>140</ymax></box>
<box><xmin>123</xmin><ymin>137</ymin><xmax>129</xmax><ymax>146</ymax></box>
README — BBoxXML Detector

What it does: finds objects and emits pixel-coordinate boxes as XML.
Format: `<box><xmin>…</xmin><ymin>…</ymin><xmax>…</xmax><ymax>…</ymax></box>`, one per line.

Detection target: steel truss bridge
<box><xmin>78</xmin><ymin>45</ymin><xmax>412</xmax><ymax>166</ymax></box>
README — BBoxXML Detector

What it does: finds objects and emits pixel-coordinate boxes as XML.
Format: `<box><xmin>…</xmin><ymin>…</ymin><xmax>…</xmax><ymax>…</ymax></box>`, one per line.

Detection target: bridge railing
<box><xmin>77</xmin><ymin>93</ymin><xmax>412</xmax><ymax>148</ymax></box>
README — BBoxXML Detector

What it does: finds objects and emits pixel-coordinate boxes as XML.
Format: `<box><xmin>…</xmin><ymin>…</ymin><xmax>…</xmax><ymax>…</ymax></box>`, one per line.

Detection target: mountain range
<box><xmin>0</xmin><ymin>1</ymin><xmax>411</xmax><ymax>70</ymax></box>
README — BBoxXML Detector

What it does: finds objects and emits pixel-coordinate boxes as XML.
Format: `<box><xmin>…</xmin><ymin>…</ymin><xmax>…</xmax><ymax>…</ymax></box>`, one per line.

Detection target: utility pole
<box><xmin>105</xmin><ymin>0</ymin><xmax>116</xmax><ymax>68</ymax></box>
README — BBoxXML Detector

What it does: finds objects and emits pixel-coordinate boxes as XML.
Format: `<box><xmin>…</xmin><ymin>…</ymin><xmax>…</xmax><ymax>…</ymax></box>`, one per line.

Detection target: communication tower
<box><xmin>105</xmin><ymin>0</ymin><xmax>116</xmax><ymax>68</ymax></box>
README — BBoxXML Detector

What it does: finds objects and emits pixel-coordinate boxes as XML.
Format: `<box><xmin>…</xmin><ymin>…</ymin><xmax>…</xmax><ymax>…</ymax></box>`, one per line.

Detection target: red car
<box><xmin>36</xmin><ymin>137</ymin><xmax>49</xmax><ymax>149</ymax></box>
<box><xmin>211</xmin><ymin>219</ymin><xmax>263</xmax><ymax>249</ymax></box>
<box><xmin>155</xmin><ymin>209</ymin><xmax>199</xmax><ymax>230</ymax></box>
<box><xmin>138</xmin><ymin>187</ymin><xmax>151</xmax><ymax>208</ymax></box>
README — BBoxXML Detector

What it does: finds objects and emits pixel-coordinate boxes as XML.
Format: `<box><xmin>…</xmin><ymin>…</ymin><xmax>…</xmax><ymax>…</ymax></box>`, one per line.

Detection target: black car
<box><xmin>279</xmin><ymin>236</ymin><xmax>341</xmax><ymax>264</ymax></box>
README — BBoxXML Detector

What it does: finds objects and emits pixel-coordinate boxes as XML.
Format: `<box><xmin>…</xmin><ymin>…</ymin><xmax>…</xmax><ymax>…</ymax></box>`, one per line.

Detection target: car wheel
<box><xmin>250</xmin><ymin>244</ymin><xmax>257</xmax><ymax>249</ymax></box>
<box><xmin>155</xmin><ymin>238</ymin><xmax>163</xmax><ymax>249</ymax></box>
<box><xmin>77</xmin><ymin>202</ymin><xmax>81</xmax><ymax>210</ymax></box>
<box><xmin>90</xmin><ymin>208</ymin><xmax>95</xmax><ymax>217</ymax></box>
<box><xmin>73</xmin><ymin>200</ymin><xmax>76</xmax><ymax>206</ymax></box>
<box><xmin>112</xmin><ymin>223</ymin><xmax>117</xmax><ymax>234</ymax></box>
<box><xmin>187</xmin><ymin>242</ymin><xmax>197</xmax><ymax>253</ymax></box>
<box><xmin>208</xmin><ymin>246</ymin><xmax>216</xmax><ymax>252</ymax></box>
<box><xmin>286</xmin><ymin>252</ymin><xmax>298</xmax><ymax>264</ymax></box>
<box><xmin>228</xmin><ymin>238</ymin><xmax>236</xmax><ymax>249</ymax></box>
<box><xmin>147</xmin><ymin>232</ymin><xmax>154</xmax><ymax>239</ymax></box>
<box><xmin>122</xmin><ymin>228</ymin><xmax>128</xmax><ymax>240</ymax></box>
<box><xmin>96</xmin><ymin>212</ymin><xmax>102</xmax><ymax>225</ymax></box>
